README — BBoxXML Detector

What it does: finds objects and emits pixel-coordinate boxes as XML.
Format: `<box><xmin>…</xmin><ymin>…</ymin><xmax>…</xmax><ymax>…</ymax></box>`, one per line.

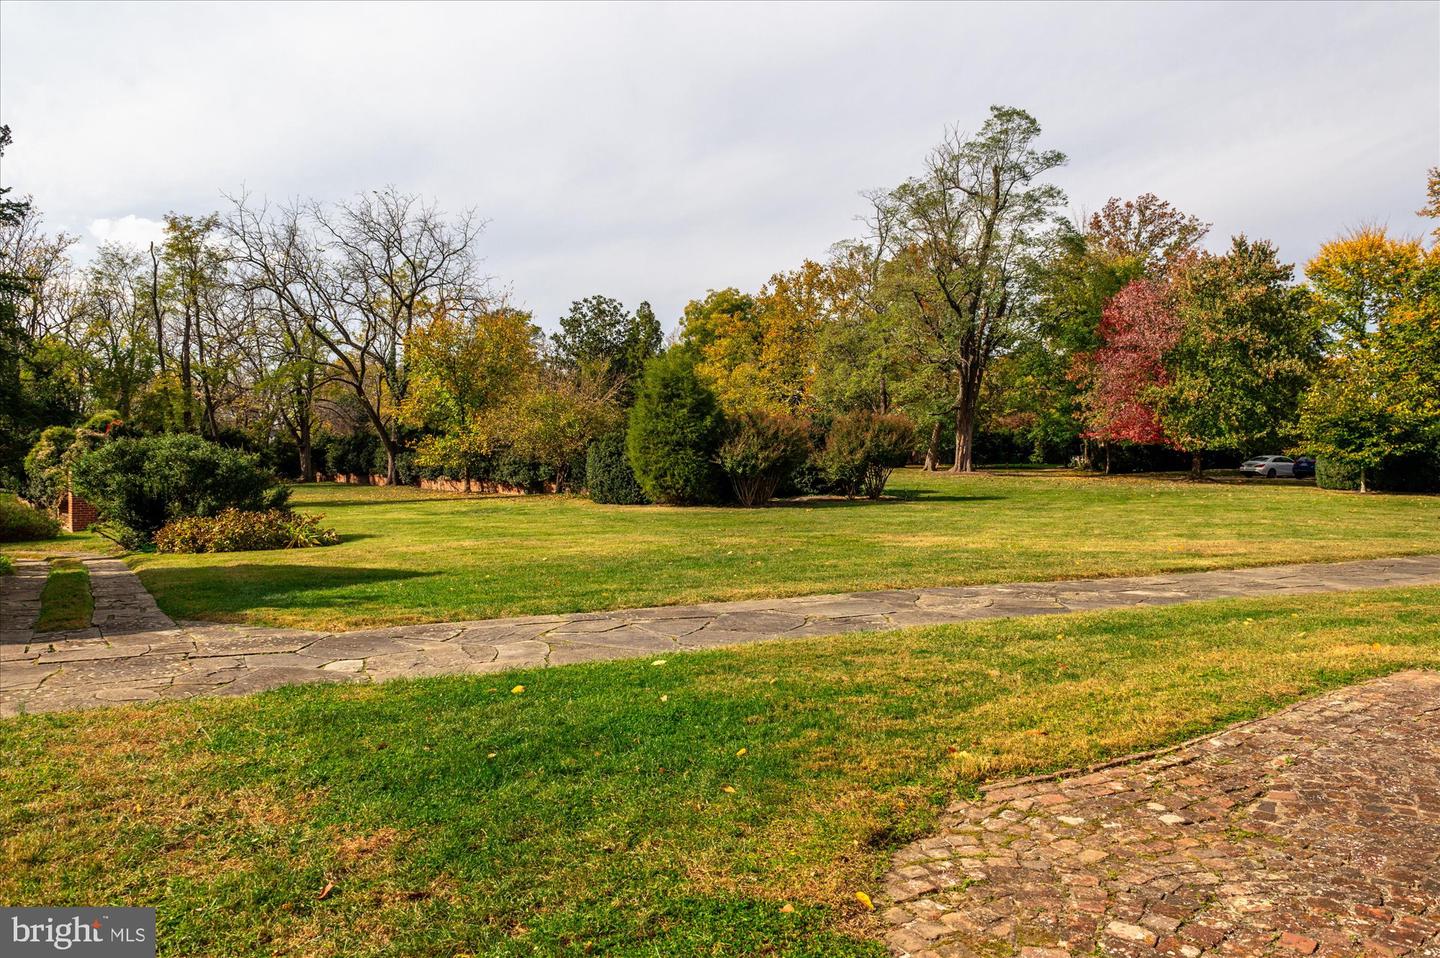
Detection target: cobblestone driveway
<box><xmin>2</xmin><ymin>554</ymin><xmax>1438</xmax><ymax>716</ymax></box>
<box><xmin>882</xmin><ymin>670</ymin><xmax>1440</xmax><ymax>958</ymax></box>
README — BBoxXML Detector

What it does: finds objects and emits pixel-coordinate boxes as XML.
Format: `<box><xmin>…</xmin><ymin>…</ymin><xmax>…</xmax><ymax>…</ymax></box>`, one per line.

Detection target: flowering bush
<box><xmin>154</xmin><ymin>509</ymin><xmax>339</xmax><ymax>554</ymax></box>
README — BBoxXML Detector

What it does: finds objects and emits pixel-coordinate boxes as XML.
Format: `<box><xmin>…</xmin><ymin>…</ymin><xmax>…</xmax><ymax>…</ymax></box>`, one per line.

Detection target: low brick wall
<box><xmin>315</xmin><ymin>474</ymin><xmax>549</xmax><ymax>495</ymax></box>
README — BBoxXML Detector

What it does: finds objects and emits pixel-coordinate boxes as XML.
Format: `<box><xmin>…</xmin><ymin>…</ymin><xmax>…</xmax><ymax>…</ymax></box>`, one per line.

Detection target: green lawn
<box><xmin>34</xmin><ymin>559</ymin><xmax>93</xmax><ymax>632</ymax></box>
<box><xmin>2</xmin><ymin>588</ymin><xmax>1437</xmax><ymax>957</ymax></box>
<box><xmin>128</xmin><ymin>469</ymin><xmax>1439</xmax><ymax>631</ymax></box>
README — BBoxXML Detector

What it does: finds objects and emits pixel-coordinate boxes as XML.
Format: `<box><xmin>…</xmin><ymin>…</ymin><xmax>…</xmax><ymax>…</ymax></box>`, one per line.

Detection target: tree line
<box><xmin>2</xmin><ymin>108</ymin><xmax>1437</xmax><ymax>499</ymax></box>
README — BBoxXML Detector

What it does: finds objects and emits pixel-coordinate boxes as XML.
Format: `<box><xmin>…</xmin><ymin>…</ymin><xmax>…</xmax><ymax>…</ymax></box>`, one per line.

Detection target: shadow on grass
<box><xmin>334</xmin><ymin>533</ymin><xmax>382</xmax><ymax>544</ymax></box>
<box><xmin>769</xmin><ymin>491</ymin><xmax>1005</xmax><ymax>507</ymax></box>
<box><xmin>140</xmin><ymin>564</ymin><xmax>439</xmax><ymax>623</ymax></box>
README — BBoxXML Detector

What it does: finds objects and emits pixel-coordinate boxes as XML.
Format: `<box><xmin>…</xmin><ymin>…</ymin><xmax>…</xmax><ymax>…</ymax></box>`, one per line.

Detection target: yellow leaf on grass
<box><xmin>511</xmin><ymin>685</ymin><xmax>525</xmax><ymax>695</ymax></box>
<box><xmin>780</xmin><ymin>904</ymin><xmax>794</xmax><ymax>914</ymax></box>
<box><xmin>735</xmin><ymin>748</ymin><xmax>747</xmax><ymax>757</ymax></box>
<box><xmin>854</xmin><ymin>891</ymin><xmax>874</xmax><ymax>910</ymax></box>
<box><xmin>721</xmin><ymin>785</ymin><xmax>736</xmax><ymax>794</ymax></box>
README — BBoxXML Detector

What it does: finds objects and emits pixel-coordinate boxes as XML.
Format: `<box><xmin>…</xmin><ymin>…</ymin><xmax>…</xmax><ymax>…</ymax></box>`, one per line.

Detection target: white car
<box><xmin>1239</xmin><ymin>455</ymin><xmax>1296</xmax><ymax>478</ymax></box>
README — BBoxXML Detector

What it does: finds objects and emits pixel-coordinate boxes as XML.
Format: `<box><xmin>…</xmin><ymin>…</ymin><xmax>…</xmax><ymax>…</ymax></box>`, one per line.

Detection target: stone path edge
<box><xmin>2</xmin><ymin>554</ymin><xmax>1438</xmax><ymax>716</ymax></box>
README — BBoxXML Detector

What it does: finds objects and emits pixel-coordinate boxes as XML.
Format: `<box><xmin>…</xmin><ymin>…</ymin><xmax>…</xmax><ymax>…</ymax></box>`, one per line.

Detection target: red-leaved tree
<box><xmin>1074</xmin><ymin>278</ymin><xmax>1182</xmax><ymax>455</ymax></box>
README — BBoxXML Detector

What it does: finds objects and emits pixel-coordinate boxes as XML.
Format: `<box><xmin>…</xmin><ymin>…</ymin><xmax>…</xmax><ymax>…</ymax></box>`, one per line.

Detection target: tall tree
<box><xmin>402</xmin><ymin>305</ymin><xmax>539</xmax><ymax>489</ymax></box>
<box><xmin>1299</xmin><ymin>239</ymin><xmax>1439</xmax><ymax>491</ymax></box>
<box><xmin>550</xmin><ymin>294</ymin><xmax>660</xmax><ymax>400</ymax></box>
<box><xmin>1305</xmin><ymin>227</ymin><xmax>1426</xmax><ymax>342</ymax></box>
<box><xmin>1076</xmin><ymin>278</ymin><xmax>1182</xmax><ymax>469</ymax></box>
<box><xmin>228</xmin><ymin>189</ymin><xmax>488</xmax><ymax>484</ymax></box>
<box><xmin>879</xmin><ymin>106</ymin><xmax>1066</xmax><ymax>471</ymax></box>
<box><xmin>1156</xmin><ymin>237</ymin><xmax>1321</xmax><ymax>476</ymax></box>
<box><xmin>83</xmin><ymin>243</ymin><xmax>155</xmax><ymax>417</ymax></box>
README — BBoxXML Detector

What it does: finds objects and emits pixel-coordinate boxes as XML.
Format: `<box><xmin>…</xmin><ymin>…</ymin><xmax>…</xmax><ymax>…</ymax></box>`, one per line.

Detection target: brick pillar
<box><xmin>64</xmin><ymin>491</ymin><xmax>99</xmax><ymax>532</ymax></box>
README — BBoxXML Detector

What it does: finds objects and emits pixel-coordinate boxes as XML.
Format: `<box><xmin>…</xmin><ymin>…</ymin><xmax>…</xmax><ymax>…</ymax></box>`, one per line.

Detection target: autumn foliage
<box><xmin>1075</xmin><ymin>278</ymin><xmax>1181</xmax><ymax>446</ymax></box>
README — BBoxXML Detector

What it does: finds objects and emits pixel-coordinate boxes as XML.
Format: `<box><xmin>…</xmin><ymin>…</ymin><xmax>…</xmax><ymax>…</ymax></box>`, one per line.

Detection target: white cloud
<box><xmin>3</xmin><ymin>1</ymin><xmax>1436</xmax><ymax>331</ymax></box>
<box><xmin>87</xmin><ymin>214</ymin><xmax>167</xmax><ymax>251</ymax></box>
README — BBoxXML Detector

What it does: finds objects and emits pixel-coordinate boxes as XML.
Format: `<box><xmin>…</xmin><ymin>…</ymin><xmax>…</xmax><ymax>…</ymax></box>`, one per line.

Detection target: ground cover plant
<box><xmin>127</xmin><ymin>469</ymin><xmax>1440</xmax><ymax>631</ymax></box>
<box><xmin>34</xmin><ymin>559</ymin><xmax>92</xmax><ymax>632</ymax></box>
<box><xmin>1</xmin><ymin>587</ymin><xmax>1437</xmax><ymax>957</ymax></box>
<box><xmin>154</xmin><ymin>509</ymin><xmax>339</xmax><ymax>554</ymax></box>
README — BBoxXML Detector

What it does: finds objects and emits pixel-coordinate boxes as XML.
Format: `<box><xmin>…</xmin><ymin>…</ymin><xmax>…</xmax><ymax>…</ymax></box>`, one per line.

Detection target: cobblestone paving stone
<box><xmin>881</xmin><ymin>670</ymin><xmax>1440</xmax><ymax>958</ymax></box>
<box><xmin>1</xmin><ymin>555</ymin><xmax>1437</xmax><ymax>716</ymax></box>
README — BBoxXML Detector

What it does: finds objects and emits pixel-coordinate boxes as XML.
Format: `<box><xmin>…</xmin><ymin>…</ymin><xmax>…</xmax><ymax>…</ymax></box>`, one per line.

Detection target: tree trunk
<box><xmin>384</xmin><ymin>442</ymin><xmax>399</xmax><ymax>486</ymax></box>
<box><xmin>1190</xmin><ymin>451</ymin><xmax>1203</xmax><ymax>479</ymax></box>
<box><xmin>950</xmin><ymin>389</ymin><xmax>979</xmax><ymax>473</ymax></box>
<box><xmin>148</xmin><ymin>243</ymin><xmax>167</xmax><ymax>375</ymax></box>
<box><xmin>1104</xmin><ymin>442</ymin><xmax>1112</xmax><ymax>476</ymax></box>
<box><xmin>297</xmin><ymin>417</ymin><xmax>315</xmax><ymax>483</ymax></box>
<box><xmin>922</xmin><ymin>420</ymin><xmax>942</xmax><ymax>471</ymax></box>
<box><xmin>180</xmin><ymin>306</ymin><xmax>194</xmax><ymax>432</ymax></box>
<box><xmin>1359</xmin><ymin>468</ymin><xmax>1367</xmax><ymax>494</ymax></box>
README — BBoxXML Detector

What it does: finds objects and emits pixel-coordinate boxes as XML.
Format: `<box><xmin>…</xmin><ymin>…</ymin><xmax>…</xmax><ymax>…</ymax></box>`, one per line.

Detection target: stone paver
<box><xmin>1</xmin><ymin>554</ymin><xmax>1437</xmax><ymax>716</ymax></box>
<box><xmin>0</xmin><ymin>558</ymin><xmax>46</xmax><ymax>642</ymax></box>
<box><xmin>881</xmin><ymin>670</ymin><xmax>1440</xmax><ymax>958</ymax></box>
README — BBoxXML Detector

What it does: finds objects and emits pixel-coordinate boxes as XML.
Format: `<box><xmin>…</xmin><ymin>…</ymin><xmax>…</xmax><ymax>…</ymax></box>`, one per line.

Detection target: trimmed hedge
<box><xmin>1316</xmin><ymin>453</ymin><xmax>1440</xmax><ymax>493</ymax></box>
<box><xmin>586</xmin><ymin>433</ymin><xmax>648</xmax><ymax>505</ymax></box>
<box><xmin>154</xmin><ymin>508</ymin><xmax>339</xmax><ymax>553</ymax></box>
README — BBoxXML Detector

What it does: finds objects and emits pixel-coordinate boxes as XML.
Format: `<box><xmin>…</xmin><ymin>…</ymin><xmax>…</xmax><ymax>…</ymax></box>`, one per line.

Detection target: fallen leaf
<box><xmin>721</xmin><ymin>785</ymin><xmax>736</xmax><ymax>794</ymax></box>
<box><xmin>660</xmin><ymin>694</ymin><xmax>669</xmax><ymax>702</ymax></box>
<box><xmin>779</xmin><ymin>904</ymin><xmax>794</xmax><ymax>914</ymax></box>
<box><xmin>487</xmin><ymin>752</ymin><xmax>497</xmax><ymax>758</ymax></box>
<box><xmin>317</xmin><ymin>881</ymin><xmax>335</xmax><ymax>901</ymax></box>
<box><xmin>854</xmin><ymin>891</ymin><xmax>874</xmax><ymax>910</ymax></box>
<box><xmin>735</xmin><ymin>748</ymin><xmax>747</xmax><ymax>757</ymax></box>
<box><xmin>511</xmin><ymin>685</ymin><xmax>525</xmax><ymax>695</ymax></box>
<box><xmin>651</xmin><ymin>660</ymin><xmax>667</xmax><ymax>666</ymax></box>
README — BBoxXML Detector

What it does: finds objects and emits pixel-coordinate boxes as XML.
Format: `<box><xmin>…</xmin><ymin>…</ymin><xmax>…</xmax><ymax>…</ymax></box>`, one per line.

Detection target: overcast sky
<box><xmin>2</xmin><ymin>0</ymin><xmax>1436</xmax><ymax>331</ymax></box>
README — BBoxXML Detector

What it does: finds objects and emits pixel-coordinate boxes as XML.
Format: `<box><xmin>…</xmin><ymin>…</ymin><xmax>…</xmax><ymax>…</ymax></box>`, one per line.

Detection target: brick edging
<box><xmin>977</xmin><ymin>668</ymin><xmax>1436</xmax><ymax>796</ymax></box>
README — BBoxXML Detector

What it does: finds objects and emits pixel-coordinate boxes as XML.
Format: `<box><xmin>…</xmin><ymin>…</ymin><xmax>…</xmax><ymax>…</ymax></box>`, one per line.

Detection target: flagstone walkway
<box><xmin>881</xmin><ymin>670</ymin><xmax>1440</xmax><ymax>958</ymax></box>
<box><xmin>2</xmin><ymin>554</ymin><xmax>1438</xmax><ymax>716</ymax></box>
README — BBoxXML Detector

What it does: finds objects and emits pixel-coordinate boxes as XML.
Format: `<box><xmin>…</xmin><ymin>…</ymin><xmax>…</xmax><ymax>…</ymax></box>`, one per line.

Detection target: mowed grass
<box><xmin>2</xmin><ymin>588</ymin><xmax>1438</xmax><ymax>957</ymax></box>
<box><xmin>34</xmin><ymin>559</ymin><xmax>93</xmax><ymax>632</ymax></box>
<box><xmin>129</xmin><ymin>469</ymin><xmax>1440</xmax><ymax>631</ymax></box>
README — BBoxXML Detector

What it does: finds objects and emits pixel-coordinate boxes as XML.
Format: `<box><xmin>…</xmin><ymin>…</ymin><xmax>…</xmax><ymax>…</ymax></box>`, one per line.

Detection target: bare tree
<box><xmin>877</xmin><ymin>106</ymin><xmax>1065</xmax><ymax>471</ymax></box>
<box><xmin>227</xmin><ymin>188</ymin><xmax>489</xmax><ymax>484</ymax></box>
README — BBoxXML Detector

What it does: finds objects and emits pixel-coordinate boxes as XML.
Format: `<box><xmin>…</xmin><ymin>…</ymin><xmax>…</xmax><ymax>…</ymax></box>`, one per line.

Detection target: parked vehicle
<box><xmin>1292</xmin><ymin>456</ymin><xmax>1316</xmax><ymax>479</ymax></box>
<box><xmin>1239</xmin><ymin>455</ymin><xmax>1296</xmax><ymax>478</ymax></box>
